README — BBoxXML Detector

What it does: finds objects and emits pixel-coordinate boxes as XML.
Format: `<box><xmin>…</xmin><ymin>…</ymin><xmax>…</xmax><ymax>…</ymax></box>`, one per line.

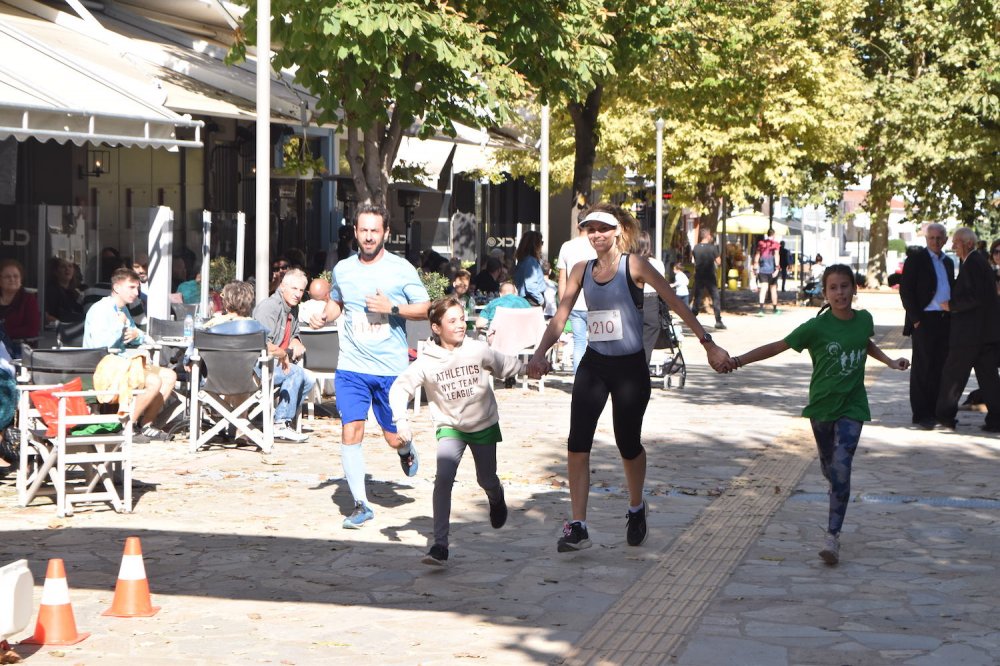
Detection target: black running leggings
<box><xmin>567</xmin><ymin>348</ymin><xmax>651</xmax><ymax>459</ymax></box>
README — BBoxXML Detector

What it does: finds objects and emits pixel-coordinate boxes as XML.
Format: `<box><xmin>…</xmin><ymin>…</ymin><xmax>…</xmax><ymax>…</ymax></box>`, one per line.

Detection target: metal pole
<box><xmin>720</xmin><ymin>198</ymin><xmax>728</xmax><ymax>310</ymax></box>
<box><xmin>235</xmin><ymin>211</ymin><xmax>246</xmax><ymax>280</ymax></box>
<box><xmin>200</xmin><ymin>210</ymin><xmax>211</xmax><ymax>318</ymax></box>
<box><xmin>255</xmin><ymin>0</ymin><xmax>271</xmax><ymax>304</ymax></box>
<box><xmin>540</xmin><ymin>104</ymin><xmax>550</xmax><ymax>256</ymax></box>
<box><xmin>655</xmin><ymin>118</ymin><xmax>664</xmax><ymax>261</ymax></box>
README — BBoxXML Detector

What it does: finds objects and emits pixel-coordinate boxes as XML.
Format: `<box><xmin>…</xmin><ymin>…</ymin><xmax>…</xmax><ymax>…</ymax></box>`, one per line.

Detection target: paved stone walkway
<box><xmin>3</xmin><ymin>291</ymin><xmax>999</xmax><ymax>665</ymax></box>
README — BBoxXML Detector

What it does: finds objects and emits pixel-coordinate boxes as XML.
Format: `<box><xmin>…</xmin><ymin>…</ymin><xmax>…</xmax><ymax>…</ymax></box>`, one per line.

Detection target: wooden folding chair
<box><xmin>16</xmin><ymin>347</ymin><xmax>135</xmax><ymax>517</ymax></box>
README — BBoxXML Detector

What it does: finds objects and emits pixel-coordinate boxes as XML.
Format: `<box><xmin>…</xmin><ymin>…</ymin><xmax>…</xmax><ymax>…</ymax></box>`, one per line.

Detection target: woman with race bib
<box><xmin>527</xmin><ymin>203</ymin><xmax>731</xmax><ymax>553</ymax></box>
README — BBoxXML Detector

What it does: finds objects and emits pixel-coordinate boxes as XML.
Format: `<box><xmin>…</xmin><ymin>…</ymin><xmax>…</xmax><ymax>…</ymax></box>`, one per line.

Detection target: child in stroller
<box><xmin>798</xmin><ymin>254</ymin><xmax>826</xmax><ymax>306</ymax></box>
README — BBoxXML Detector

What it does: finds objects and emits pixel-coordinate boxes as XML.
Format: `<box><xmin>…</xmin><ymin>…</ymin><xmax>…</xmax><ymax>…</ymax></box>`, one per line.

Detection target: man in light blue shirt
<box><xmin>323</xmin><ymin>204</ymin><xmax>430</xmax><ymax>529</ymax></box>
<box><xmin>83</xmin><ymin>267</ymin><xmax>176</xmax><ymax>441</ymax></box>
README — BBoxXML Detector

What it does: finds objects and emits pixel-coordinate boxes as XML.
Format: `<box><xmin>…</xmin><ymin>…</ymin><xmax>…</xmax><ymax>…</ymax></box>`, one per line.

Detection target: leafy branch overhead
<box><xmin>230</xmin><ymin>1</ymin><xmax>527</xmax><ymax>210</ymax></box>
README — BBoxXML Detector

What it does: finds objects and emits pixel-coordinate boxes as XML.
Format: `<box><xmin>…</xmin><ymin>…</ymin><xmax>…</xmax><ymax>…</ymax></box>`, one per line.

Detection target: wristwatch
<box><xmin>390</xmin><ymin>304</ymin><xmax>400</xmax><ymax>316</ymax></box>
<box><xmin>699</xmin><ymin>332</ymin><xmax>713</xmax><ymax>346</ymax></box>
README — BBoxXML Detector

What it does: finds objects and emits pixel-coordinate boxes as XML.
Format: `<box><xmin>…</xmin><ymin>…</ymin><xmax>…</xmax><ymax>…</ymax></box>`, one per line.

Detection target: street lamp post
<box><xmin>540</xmin><ymin>105</ymin><xmax>550</xmax><ymax>256</ymax></box>
<box><xmin>255</xmin><ymin>0</ymin><xmax>271</xmax><ymax>304</ymax></box>
<box><xmin>654</xmin><ymin>118</ymin><xmax>664</xmax><ymax>261</ymax></box>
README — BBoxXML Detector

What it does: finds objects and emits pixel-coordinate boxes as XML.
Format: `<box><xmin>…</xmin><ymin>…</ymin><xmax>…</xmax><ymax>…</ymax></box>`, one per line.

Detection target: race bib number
<box><xmin>588</xmin><ymin>309</ymin><xmax>623</xmax><ymax>341</ymax></box>
<box><xmin>351</xmin><ymin>311</ymin><xmax>390</xmax><ymax>342</ymax></box>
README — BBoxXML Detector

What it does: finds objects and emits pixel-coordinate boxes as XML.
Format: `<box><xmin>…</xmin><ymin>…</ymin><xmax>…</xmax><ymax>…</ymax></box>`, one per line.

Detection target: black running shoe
<box><xmin>557</xmin><ymin>521</ymin><xmax>592</xmax><ymax>552</ymax></box>
<box><xmin>626</xmin><ymin>500</ymin><xmax>648</xmax><ymax>546</ymax></box>
<box><xmin>489</xmin><ymin>488</ymin><xmax>507</xmax><ymax>529</ymax></box>
<box><xmin>421</xmin><ymin>544</ymin><xmax>449</xmax><ymax>566</ymax></box>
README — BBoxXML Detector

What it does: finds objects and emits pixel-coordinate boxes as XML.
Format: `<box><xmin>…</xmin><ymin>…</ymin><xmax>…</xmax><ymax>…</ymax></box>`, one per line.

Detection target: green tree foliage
<box><xmin>483</xmin><ymin>1</ymin><xmax>678</xmax><ymax>228</ymax></box>
<box><xmin>652</xmin><ymin>0</ymin><xmax>867</xmax><ymax>228</ymax></box>
<box><xmin>229</xmin><ymin>1</ymin><xmax>525</xmax><ymax>213</ymax></box>
<box><xmin>502</xmin><ymin>0</ymin><xmax>867</xmax><ymax>237</ymax></box>
<box><xmin>855</xmin><ymin>0</ymin><xmax>1000</xmax><ymax>285</ymax></box>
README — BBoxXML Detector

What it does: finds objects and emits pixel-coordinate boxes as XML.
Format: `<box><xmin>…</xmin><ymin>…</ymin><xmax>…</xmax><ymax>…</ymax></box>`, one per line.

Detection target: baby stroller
<box><xmin>798</xmin><ymin>279</ymin><xmax>824</xmax><ymax>307</ymax></box>
<box><xmin>649</xmin><ymin>300</ymin><xmax>686</xmax><ymax>389</ymax></box>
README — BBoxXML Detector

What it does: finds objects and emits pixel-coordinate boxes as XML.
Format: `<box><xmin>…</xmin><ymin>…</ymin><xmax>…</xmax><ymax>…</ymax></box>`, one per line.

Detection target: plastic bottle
<box><xmin>183</xmin><ymin>313</ymin><xmax>194</xmax><ymax>339</ymax></box>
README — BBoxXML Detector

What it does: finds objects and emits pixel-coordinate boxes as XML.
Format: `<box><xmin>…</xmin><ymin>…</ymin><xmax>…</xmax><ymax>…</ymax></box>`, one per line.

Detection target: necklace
<box><xmin>594</xmin><ymin>253</ymin><xmax>621</xmax><ymax>275</ymax></box>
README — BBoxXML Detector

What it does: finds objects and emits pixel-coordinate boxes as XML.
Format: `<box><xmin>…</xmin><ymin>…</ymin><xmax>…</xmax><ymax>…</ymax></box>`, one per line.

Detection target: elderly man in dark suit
<box><xmin>934</xmin><ymin>227</ymin><xmax>1000</xmax><ymax>431</ymax></box>
<box><xmin>900</xmin><ymin>223</ymin><xmax>954</xmax><ymax>428</ymax></box>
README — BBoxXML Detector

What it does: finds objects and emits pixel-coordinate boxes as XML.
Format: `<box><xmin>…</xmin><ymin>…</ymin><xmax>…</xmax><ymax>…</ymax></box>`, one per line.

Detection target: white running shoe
<box><xmin>273</xmin><ymin>423</ymin><xmax>308</xmax><ymax>442</ymax></box>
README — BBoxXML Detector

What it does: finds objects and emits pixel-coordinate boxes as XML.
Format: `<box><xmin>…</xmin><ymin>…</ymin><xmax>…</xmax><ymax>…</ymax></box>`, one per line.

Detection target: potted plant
<box><xmin>277</xmin><ymin>136</ymin><xmax>327</xmax><ymax>179</ymax></box>
<box><xmin>418</xmin><ymin>269</ymin><xmax>450</xmax><ymax>301</ymax></box>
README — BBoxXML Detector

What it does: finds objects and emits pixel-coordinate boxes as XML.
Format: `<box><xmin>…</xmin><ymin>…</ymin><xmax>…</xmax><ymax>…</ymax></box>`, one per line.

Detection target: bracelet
<box><xmin>734</xmin><ymin>355</ymin><xmax>743</xmax><ymax>368</ymax></box>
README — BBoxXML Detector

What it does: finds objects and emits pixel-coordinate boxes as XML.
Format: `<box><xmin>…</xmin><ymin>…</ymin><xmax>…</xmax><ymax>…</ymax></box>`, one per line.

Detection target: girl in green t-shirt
<box><xmin>724</xmin><ymin>265</ymin><xmax>909</xmax><ymax>565</ymax></box>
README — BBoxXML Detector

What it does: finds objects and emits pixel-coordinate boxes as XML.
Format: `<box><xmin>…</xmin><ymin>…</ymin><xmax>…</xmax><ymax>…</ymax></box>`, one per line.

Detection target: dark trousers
<box><xmin>691</xmin><ymin>277</ymin><xmax>722</xmax><ymax>322</ymax></box>
<box><xmin>909</xmin><ymin>312</ymin><xmax>950</xmax><ymax>423</ymax></box>
<box><xmin>936</xmin><ymin>341</ymin><xmax>1000</xmax><ymax>427</ymax></box>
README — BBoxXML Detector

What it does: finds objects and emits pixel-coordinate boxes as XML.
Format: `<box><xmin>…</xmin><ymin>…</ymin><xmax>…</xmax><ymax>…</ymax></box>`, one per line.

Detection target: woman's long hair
<box><xmin>515</xmin><ymin>231</ymin><xmax>543</xmax><ymax>262</ymax></box>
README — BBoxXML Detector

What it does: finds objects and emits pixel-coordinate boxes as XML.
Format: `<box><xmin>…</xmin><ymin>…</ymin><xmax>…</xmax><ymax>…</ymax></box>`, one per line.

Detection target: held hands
<box><xmin>889</xmin><ymin>357</ymin><xmax>910</xmax><ymax>371</ymax></box>
<box><xmin>706</xmin><ymin>343</ymin><xmax>734</xmax><ymax>374</ymax></box>
<box><xmin>526</xmin><ymin>354</ymin><xmax>552</xmax><ymax>379</ymax></box>
<box><xmin>365</xmin><ymin>288</ymin><xmax>392</xmax><ymax>314</ymax></box>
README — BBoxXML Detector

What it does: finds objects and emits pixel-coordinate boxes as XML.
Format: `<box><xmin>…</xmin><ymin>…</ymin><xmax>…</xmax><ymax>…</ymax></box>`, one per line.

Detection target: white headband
<box><xmin>579</xmin><ymin>211</ymin><xmax>620</xmax><ymax>228</ymax></box>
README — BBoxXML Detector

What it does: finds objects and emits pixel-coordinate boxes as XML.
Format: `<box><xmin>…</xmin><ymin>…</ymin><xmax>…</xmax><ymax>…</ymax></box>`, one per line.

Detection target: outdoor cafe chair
<box><xmin>188</xmin><ymin>330</ymin><xmax>274</xmax><ymax>454</ymax></box>
<box><xmin>16</xmin><ymin>346</ymin><xmax>135</xmax><ymax>517</ymax></box>
<box><xmin>405</xmin><ymin>319</ymin><xmax>433</xmax><ymax>414</ymax></box>
<box><xmin>55</xmin><ymin>320</ymin><xmax>85</xmax><ymax>348</ymax></box>
<box><xmin>171</xmin><ymin>302</ymin><xmax>199</xmax><ymax>321</ymax></box>
<box><xmin>299</xmin><ymin>326</ymin><xmax>338</xmax><ymax>421</ymax></box>
<box><xmin>145</xmin><ymin>316</ymin><xmax>193</xmax><ymax>434</ymax></box>
<box><xmin>487</xmin><ymin>306</ymin><xmax>551</xmax><ymax>393</ymax></box>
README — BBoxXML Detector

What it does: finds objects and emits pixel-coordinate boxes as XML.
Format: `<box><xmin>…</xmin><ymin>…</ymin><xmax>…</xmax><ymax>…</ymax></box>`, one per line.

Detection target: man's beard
<box><xmin>359</xmin><ymin>237</ymin><xmax>385</xmax><ymax>261</ymax></box>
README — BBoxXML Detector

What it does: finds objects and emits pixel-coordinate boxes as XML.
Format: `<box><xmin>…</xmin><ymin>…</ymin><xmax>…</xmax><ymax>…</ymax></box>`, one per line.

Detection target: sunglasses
<box><xmin>273</xmin><ymin>263</ymin><xmax>289</xmax><ymax>270</ymax></box>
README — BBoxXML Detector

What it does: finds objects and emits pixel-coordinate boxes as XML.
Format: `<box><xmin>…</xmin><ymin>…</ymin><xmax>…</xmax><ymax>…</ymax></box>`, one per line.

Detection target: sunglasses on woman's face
<box><xmin>273</xmin><ymin>263</ymin><xmax>289</xmax><ymax>271</ymax></box>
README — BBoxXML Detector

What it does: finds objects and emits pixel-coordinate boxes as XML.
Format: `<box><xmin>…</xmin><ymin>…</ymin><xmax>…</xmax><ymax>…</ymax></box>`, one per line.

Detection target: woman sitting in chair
<box><xmin>0</xmin><ymin>259</ymin><xmax>40</xmax><ymax>357</ymax></box>
<box><xmin>184</xmin><ymin>281</ymin><xmax>267</xmax><ymax>363</ymax></box>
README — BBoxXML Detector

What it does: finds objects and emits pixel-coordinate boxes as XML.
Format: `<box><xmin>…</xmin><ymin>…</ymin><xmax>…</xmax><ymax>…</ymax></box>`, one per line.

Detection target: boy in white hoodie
<box><xmin>389</xmin><ymin>297</ymin><xmax>528</xmax><ymax>566</ymax></box>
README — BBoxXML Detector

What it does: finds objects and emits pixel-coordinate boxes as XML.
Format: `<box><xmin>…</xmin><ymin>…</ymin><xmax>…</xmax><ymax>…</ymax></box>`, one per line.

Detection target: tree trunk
<box><xmin>567</xmin><ymin>84</ymin><xmax>603</xmax><ymax>231</ymax></box>
<box><xmin>865</xmin><ymin>172</ymin><xmax>889</xmax><ymax>288</ymax></box>
<box><xmin>343</xmin><ymin>114</ymin><xmax>406</xmax><ymax>217</ymax></box>
<box><xmin>695</xmin><ymin>180</ymin><xmax>721</xmax><ymax>234</ymax></box>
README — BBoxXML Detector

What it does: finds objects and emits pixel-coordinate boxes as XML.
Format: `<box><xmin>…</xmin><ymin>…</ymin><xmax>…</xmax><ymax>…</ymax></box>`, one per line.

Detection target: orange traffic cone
<box><xmin>102</xmin><ymin>537</ymin><xmax>160</xmax><ymax>618</ymax></box>
<box><xmin>21</xmin><ymin>559</ymin><xmax>89</xmax><ymax>646</ymax></box>
<box><xmin>103</xmin><ymin>537</ymin><xmax>159</xmax><ymax>617</ymax></box>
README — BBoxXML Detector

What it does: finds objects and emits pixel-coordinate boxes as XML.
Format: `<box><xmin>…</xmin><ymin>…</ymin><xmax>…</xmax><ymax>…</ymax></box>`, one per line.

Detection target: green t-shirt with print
<box><xmin>784</xmin><ymin>308</ymin><xmax>874</xmax><ymax>422</ymax></box>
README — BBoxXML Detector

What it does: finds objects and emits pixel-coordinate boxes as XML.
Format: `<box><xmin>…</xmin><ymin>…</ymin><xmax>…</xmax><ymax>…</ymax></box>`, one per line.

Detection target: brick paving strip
<box><xmin>564</xmin><ymin>327</ymin><xmax>906</xmax><ymax>666</ymax></box>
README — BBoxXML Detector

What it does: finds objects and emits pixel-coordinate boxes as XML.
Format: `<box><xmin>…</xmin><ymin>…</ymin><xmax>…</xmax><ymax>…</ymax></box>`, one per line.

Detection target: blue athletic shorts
<box><xmin>334</xmin><ymin>369</ymin><xmax>397</xmax><ymax>432</ymax></box>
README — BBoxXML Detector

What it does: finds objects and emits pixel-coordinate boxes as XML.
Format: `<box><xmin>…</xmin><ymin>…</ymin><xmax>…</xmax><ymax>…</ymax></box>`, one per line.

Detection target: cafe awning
<box><xmin>0</xmin><ymin>1</ymin><xmax>202</xmax><ymax>148</ymax></box>
<box><xmin>0</xmin><ymin>3</ymin><xmax>202</xmax><ymax>147</ymax></box>
<box><xmin>722</xmin><ymin>212</ymin><xmax>790</xmax><ymax>236</ymax></box>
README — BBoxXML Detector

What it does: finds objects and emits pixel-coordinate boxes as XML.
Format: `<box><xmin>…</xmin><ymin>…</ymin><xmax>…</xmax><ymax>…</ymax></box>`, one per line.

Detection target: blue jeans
<box><xmin>810</xmin><ymin>417</ymin><xmax>862</xmax><ymax>535</ymax></box>
<box><xmin>568</xmin><ymin>309</ymin><xmax>588</xmax><ymax>373</ymax></box>
<box><xmin>271</xmin><ymin>362</ymin><xmax>316</xmax><ymax>424</ymax></box>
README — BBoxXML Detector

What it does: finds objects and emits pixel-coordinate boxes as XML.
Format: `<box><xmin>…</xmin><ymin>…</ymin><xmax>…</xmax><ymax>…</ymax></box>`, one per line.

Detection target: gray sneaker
<box><xmin>342</xmin><ymin>502</ymin><xmax>375</xmax><ymax>529</ymax></box>
<box><xmin>819</xmin><ymin>532</ymin><xmax>840</xmax><ymax>565</ymax></box>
